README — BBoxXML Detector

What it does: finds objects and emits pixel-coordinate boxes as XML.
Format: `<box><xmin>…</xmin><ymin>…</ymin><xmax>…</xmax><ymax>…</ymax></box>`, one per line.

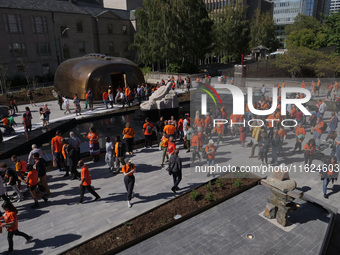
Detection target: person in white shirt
<box><xmin>120</xmin><ymin>91</ymin><xmax>125</xmax><ymax>107</ymax></box>
<box><xmin>261</xmin><ymin>85</ymin><xmax>266</xmax><ymax>96</ymax></box>
<box><xmin>27</xmin><ymin>144</ymin><xmax>43</xmax><ymax>165</ymax></box>
<box><xmin>319</xmin><ymin>101</ymin><xmax>327</xmax><ymax>118</ymax></box>
<box><xmin>105</xmin><ymin>137</ymin><xmax>114</xmax><ymax>171</ymax></box>
<box><xmin>63</xmin><ymin>97</ymin><xmax>71</xmax><ymax>114</ymax></box>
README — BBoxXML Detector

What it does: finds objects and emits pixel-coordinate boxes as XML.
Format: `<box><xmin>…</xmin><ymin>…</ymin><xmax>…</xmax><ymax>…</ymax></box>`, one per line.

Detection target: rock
<box><xmin>265</xmin><ymin>177</ymin><xmax>296</xmax><ymax>193</ymax></box>
<box><xmin>264</xmin><ymin>203</ymin><xmax>277</xmax><ymax>219</ymax></box>
<box><xmin>276</xmin><ymin>207</ymin><xmax>288</xmax><ymax>227</ymax></box>
<box><xmin>273</xmin><ymin>169</ymin><xmax>290</xmax><ymax>181</ymax></box>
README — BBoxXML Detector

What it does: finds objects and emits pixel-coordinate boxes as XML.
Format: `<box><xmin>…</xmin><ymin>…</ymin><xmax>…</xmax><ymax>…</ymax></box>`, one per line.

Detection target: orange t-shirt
<box><xmin>296</xmin><ymin>127</ymin><xmax>306</xmax><ymax>137</ymax></box>
<box><xmin>194</xmin><ymin>118</ymin><xmax>204</xmax><ymax>128</ymax></box>
<box><xmin>205</xmin><ymin>116</ymin><xmax>212</xmax><ymax>127</ymax></box>
<box><xmin>163</xmin><ymin>125</ymin><xmax>176</xmax><ymax>135</ymax></box>
<box><xmin>198</xmin><ymin>132</ymin><xmax>204</xmax><ymax>146</ymax></box>
<box><xmin>87</xmin><ymin>132</ymin><xmax>99</xmax><ymax>145</ymax></box>
<box><xmin>304</xmin><ymin>143</ymin><xmax>315</xmax><ymax>155</ymax></box>
<box><xmin>301</xmin><ymin>82</ymin><xmax>305</xmax><ymax>88</ymax></box>
<box><xmin>205</xmin><ymin>145</ymin><xmax>216</xmax><ymax>160</ymax></box>
<box><xmin>168</xmin><ymin>141</ymin><xmax>176</xmax><ymax>155</ymax></box>
<box><xmin>27</xmin><ymin>169</ymin><xmax>38</xmax><ymax>187</ymax></box>
<box><xmin>122</xmin><ymin>127</ymin><xmax>135</xmax><ymax>138</ymax></box>
<box><xmin>143</xmin><ymin>122</ymin><xmax>154</xmax><ymax>135</ymax></box>
<box><xmin>315</xmin><ymin>121</ymin><xmax>325</xmax><ymax>133</ymax></box>
<box><xmin>191</xmin><ymin>134</ymin><xmax>199</xmax><ymax>147</ymax></box>
<box><xmin>160</xmin><ymin>136</ymin><xmax>169</xmax><ymax>147</ymax></box>
<box><xmin>215</xmin><ymin>124</ymin><xmax>224</xmax><ymax>134</ymax></box>
<box><xmin>266</xmin><ymin>115</ymin><xmax>278</xmax><ymax>128</ymax></box>
<box><xmin>102</xmin><ymin>92</ymin><xmax>108</xmax><ymax>100</ymax></box>
<box><xmin>62</xmin><ymin>144</ymin><xmax>67</xmax><ymax>159</ymax></box>
<box><xmin>290</xmin><ymin>108</ymin><xmax>297</xmax><ymax>118</ymax></box>
<box><xmin>122</xmin><ymin>164</ymin><xmax>135</xmax><ymax>176</ymax></box>
<box><xmin>335</xmin><ymin>83</ymin><xmax>339</xmax><ymax>90</ymax></box>
<box><xmin>81</xmin><ymin>165</ymin><xmax>91</xmax><ymax>186</ymax></box>
<box><xmin>278</xmin><ymin>129</ymin><xmax>287</xmax><ymax>138</ymax></box>
<box><xmin>2</xmin><ymin>118</ymin><xmax>9</xmax><ymax>126</ymax></box>
<box><xmin>3</xmin><ymin>211</ymin><xmax>18</xmax><ymax>231</ymax></box>
<box><xmin>329</xmin><ymin>84</ymin><xmax>333</xmax><ymax>91</ymax></box>
<box><xmin>51</xmin><ymin>135</ymin><xmax>63</xmax><ymax>153</ymax></box>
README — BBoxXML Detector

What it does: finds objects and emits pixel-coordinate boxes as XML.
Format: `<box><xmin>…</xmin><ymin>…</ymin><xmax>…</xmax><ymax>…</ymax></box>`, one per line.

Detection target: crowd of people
<box><xmin>0</xmin><ymin>78</ymin><xmax>339</xmax><ymax>253</ymax></box>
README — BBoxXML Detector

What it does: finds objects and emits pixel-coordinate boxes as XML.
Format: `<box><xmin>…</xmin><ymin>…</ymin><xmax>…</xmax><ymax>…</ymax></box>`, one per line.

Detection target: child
<box><xmin>105</xmin><ymin>137</ymin><xmax>114</xmax><ymax>171</ymax></box>
<box><xmin>0</xmin><ymin>202</ymin><xmax>33</xmax><ymax>253</ymax></box>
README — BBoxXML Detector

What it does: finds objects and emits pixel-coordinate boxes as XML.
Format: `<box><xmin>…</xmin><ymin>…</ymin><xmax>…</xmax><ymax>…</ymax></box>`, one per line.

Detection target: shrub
<box><xmin>215</xmin><ymin>179</ymin><xmax>225</xmax><ymax>190</ymax></box>
<box><xmin>190</xmin><ymin>189</ymin><xmax>201</xmax><ymax>201</ymax></box>
<box><xmin>205</xmin><ymin>181</ymin><xmax>214</xmax><ymax>192</ymax></box>
<box><xmin>204</xmin><ymin>192</ymin><xmax>216</xmax><ymax>202</ymax></box>
<box><xmin>232</xmin><ymin>179</ymin><xmax>243</xmax><ymax>189</ymax></box>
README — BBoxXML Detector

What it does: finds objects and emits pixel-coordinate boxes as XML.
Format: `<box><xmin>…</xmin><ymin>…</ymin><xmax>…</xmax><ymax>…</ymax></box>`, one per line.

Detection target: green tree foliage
<box><xmin>212</xmin><ymin>2</ymin><xmax>250</xmax><ymax>62</ymax></box>
<box><xmin>323</xmin><ymin>11</ymin><xmax>340</xmax><ymax>52</ymax></box>
<box><xmin>131</xmin><ymin>0</ymin><xmax>213</xmax><ymax>69</ymax></box>
<box><xmin>250</xmin><ymin>9</ymin><xmax>280</xmax><ymax>51</ymax></box>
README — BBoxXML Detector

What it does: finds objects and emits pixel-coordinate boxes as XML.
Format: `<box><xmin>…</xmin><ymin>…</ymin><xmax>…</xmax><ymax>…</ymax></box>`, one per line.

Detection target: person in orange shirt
<box><xmin>314</xmin><ymin>117</ymin><xmax>326</xmax><ymax>147</ymax></box>
<box><xmin>102</xmin><ymin>90</ymin><xmax>109</xmax><ymax>109</ymax></box>
<box><xmin>230</xmin><ymin>114</ymin><xmax>242</xmax><ymax>137</ymax></box>
<box><xmin>167</xmin><ymin>136</ymin><xmax>176</xmax><ymax>158</ymax></box>
<box><xmin>122</xmin><ymin>158</ymin><xmax>136</xmax><ymax>208</ymax></box>
<box><xmin>316</xmin><ymin>78</ymin><xmax>321</xmax><ymax>96</ymax></box>
<box><xmin>51</xmin><ymin>130</ymin><xmax>64</xmax><ymax>171</ymax></box>
<box><xmin>86</xmin><ymin>127</ymin><xmax>100</xmax><ymax>162</ymax></box>
<box><xmin>23</xmin><ymin>164</ymin><xmax>47</xmax><ymax>208</ymax></box>
<box><xmin>205</xmin><ymin>140</ymin><xmax>216</xmax><ymax>167</ymax></box>
<box><xmin>194</xmin><ymin>115</ymin><xmax>205</xmax><ymax>129</ymax></box>
<box><xmin>335</xmin><ymin>81</ymin><xmax>339</xmax><ymax>92</ymax></box>
<box><xmin>163</xmin><ymin>122</ymin><xmax>176</xmax><ymax>138</ymax></box>
<box><xmin>160</xmin><ymin>132</ymin><xmax>169</xmax><ymax>166</ymax></box>
<box><xmin>282</xmin><ymin>81</ymin><xmax>285</xmax><ymax>88</ymax></box>
<box><xmin>204</xmin><ymin>113</ymin><xmax>213</xmax><ymax>139</ymax></box>
<box><xmin>0</xmin><ymin>202</ymin><xmax>33</xmax><ymax>253</ymax></box>
<box><xmin>290</xmin><ymin>106</ymin><xmax>297</xmax><ymax>118</ymax></box>
<box><xmin>143</xmin><ymin>118</ymin><xmax>154</xmax><ymax>148</ymax></box>
<box><xmin>178</xmin><ymin>115</ymin><xmax>184</xmax><ymax>141</ymax></box>
<box><xmin>277</xmin><ymin>126</ymin><xmax>287</xmax><ymax>155</ymax></box>
<box><xmin>215</xmin><ymin>121</ymin><xmax>224</xmax><ymax>144</ymax></box>
<box><xmin>294</xmin><ymin>122</ymin><xmax>306</xmax><ymax>152</ymax></box>
<box><xmin>304</xmin><ymin>139</ymin><xmax>316</xmax><ymax>167</ymax></box>
<box><xmin>198</xmin><ymin>127</ymin><xmax>204</xmax><ymax>148</ymax></box>
<box><xmin>122</xmin><ymin>122</ymin><xmax>135</xmax><ymax>155</ymax></box>
<box><xmin>125</xmin><ymin>86</ymin><xmax>132</xmax><ymax>107</ymax></box>
<box><xmin>327</xmin><ymin>84</ymin><xmax>333</xmax><ymax>99</ymax></box>
<box><xmin>301</xmin><ymin>80</ymin><xmax>305</xmax><ymax>88</ymax></box>
<box><xmin>77</xmin><ymin>160</ymin><xmax>100</xmax><ymax>204</ymax></box>
<box><xmin>191</xmin><ymin>131</ymin><xmax>201</xmax><ymax>163</ymax></box>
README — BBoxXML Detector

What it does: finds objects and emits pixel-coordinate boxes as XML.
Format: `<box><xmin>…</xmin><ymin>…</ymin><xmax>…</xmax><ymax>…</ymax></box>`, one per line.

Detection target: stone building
<box><xmin>0</xmin><ymin>0</ymin><xmax>136</xmax><ymax>80</ymax></box>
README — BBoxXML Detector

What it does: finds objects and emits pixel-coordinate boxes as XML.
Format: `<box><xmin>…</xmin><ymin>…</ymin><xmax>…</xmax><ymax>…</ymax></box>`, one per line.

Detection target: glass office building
<box><xmin>330</xmin><ymin>0</ymin><xmax>340</xmax><ymax>12</ymax></box>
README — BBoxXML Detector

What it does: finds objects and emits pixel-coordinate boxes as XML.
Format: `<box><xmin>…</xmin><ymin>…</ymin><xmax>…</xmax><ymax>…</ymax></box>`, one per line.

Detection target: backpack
<box><xmin>146</xmin><ymin>123</ymin><xmax>152</xmax><ymax>134</ymax></box>
<box><xmin>19</xmin><ymin>160</ymin><xmax>27</xmax><ymax>172</ymax></box>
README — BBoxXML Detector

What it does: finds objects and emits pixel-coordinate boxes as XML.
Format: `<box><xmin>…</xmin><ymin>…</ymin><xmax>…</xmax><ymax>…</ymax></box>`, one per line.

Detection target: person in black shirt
<box><xmin>0</xmin><ymin>163</ymin><xmax>23</xmax><ymax>202</ymax></box>
<box><xmin>33</xmin><ymin>153</ymin><xmax>50</xmax><ymax>198</ymax></box>
<box><xmin>156</xmin><ymin>116</ymin><xmax>165</xmax><ymax>145</ymax></box>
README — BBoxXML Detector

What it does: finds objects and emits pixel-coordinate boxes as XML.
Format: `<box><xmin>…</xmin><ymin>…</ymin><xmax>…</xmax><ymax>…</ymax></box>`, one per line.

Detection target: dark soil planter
<box><xmin>63</xmin><ymin>176</ymin><xmax>260</xmax><ymax>255</ymax></box>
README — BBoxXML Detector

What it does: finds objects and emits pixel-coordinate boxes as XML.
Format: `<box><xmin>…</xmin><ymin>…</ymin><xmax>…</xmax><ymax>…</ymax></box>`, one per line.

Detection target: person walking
<box><xmin>185</xmin><ymin>124</ymin><xmax>193</xmax><ymax>153</ymax></box>
<box><xmin>86</xmin><ymin>127</ymin><xmax>100</xmax><ymax>162</ymax></box>
<box><xmin>105</xmin><ymin>137</ymin><xmax>114</xmax><ymax>172</ymax></box>
<box><xmin>64</xmin><ymin>97</ymin><xmax>71</xmax><ymax>114</ymax></box>
<box><xmin>114</xmin><ymin>136</ymin><xmax>126</xmax><ymax>174</ymax></box>
<box><xmin>143</xmin><ymin>118</ymin><xmax>154</xmax><ymax>148</ymax></box>
<box><xmin>26</xmin><ymin>90</ymin><xmax>36</xmax><ymax>107</ymax></box>
<box><xmin>66</xmin><ymin>145</ymin><xmax>80</xmax><ymax>180</ymax></box>
<box><xmin>304</xmin><ymin>139</ymin><xmax>316</xmax><ymax>168</ymax></box>
<box><xmin>77</xmin><ymin>160</ymin><xmax>101</xmax><ymax>204</ymax></box>
<box><xmin>102</xmin><ymin>90</ymin><xmax>109</xmax><ymax>109</ymax></box>
<box><xmin>168</xmin><ymin>149</ymin><xmax>182</xmax><ymax>194</ymax></box>
<box><xmin>57</xmin><ymin>92</ymin><xmax>63</xmax><ymax>110</ymax></box>
<box><xmin>122</xmin><ymin>159</ymin><xmax>135</xmax><ymax>208</ymax></box>
<box><xmin>39</xmin><ymin>107</ymin><xmax>47</xmax><ymax>127</ymax></box>
<box><xmin>321</xmin><ymin>156</ymin><xmax>338</xmax><ymax>198</ymax></box>
<box><xmin>108</xmin><ymin>87</ymin><xmax>114</xmax><ymax>108</ymax></box>
<box><xmin>34</xmin><ymin>153</ymin><xmax>50</xmax><ymax>198</ymax></box>
<box><xmin>0</xmin><ymin>163</ymin><xmax>24</xmax><ymax>202</ymax></box>
<box><xmin>156</xmin><ymin>117</ymin><xmax>165</xmax><ymax>145</ymax></box>
<box><xmin>27</xmin><ymin>144</ymin><xmax>43</xmax><ymax>165</ymax></box>
<box><xmin>325</xmin><ymin>112</ymin><xmax>338</xmax><ymax>141</ymax></box>
<box><xmin>73</xmin><ymin>94</ymin><xmax>81</xmax><ymax>116</ymax></box>
<box><xmin>191</xmin><ymin>131</ymin><xmax>201</xmax><ymax>164</ymax></box>
<box><xmin>122</xmin><ymin>122</ymin><xmax>135</xmax><ymax>155</ymax></box>
<box><xmin>293</xmin><ymin>123</ymin><xmax>306</xmax><ymax>152</ymax></box>
<box><xmin>259</xmin><ymin>133</ymin><xmax>269</xmax><ymax>165</ymax></box>
<box><xmin>51</xmin><ymin>130</ymin><xmax>64</xmax><ymax>171</ymax></box>
<box><xmin>205</xmin><ymin>140</ymin><xmax>216</xmax><ymax>166</ymax></box>
<box><xmin>0</xmin><ymin>202</ymin><xmax>33</xmax><ymax>254</ymax></box>
<box><xmin>23</xmin><ymin>164</ymin><xmax>47</xmax><ymax>208</ymax></box>
<box><xmin>313</xmin><ymin>117</ymin><xmax>326</xmax><ymax>148</ymax></box>
<box><xmin>249</xmin><ymin>124</ymin><xmax>263</xmax><ymax>158</ymax></box>
<box><xmin>160</xmin><ymin>132</ymin><xmax>169</xmax><ymax>166</ymax></box>
<box><xmin>271</xmin><ymin>129</ymin><xmax>280</xmax><ymax>165</ymax></box>
<box><xmin>69</xmin><ymin>132</ymin><xmax>81</xmax><ymax>162</ymax></box>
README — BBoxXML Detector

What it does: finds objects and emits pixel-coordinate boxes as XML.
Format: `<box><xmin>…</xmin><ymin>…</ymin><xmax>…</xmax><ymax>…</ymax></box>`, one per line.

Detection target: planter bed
<box><xmin>64</xmin><ymin>175</ymin><xmax>260</xmax><ymax>255</ymax></box>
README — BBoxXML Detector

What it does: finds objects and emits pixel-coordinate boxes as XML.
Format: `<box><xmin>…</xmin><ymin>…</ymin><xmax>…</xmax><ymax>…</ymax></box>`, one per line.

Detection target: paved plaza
<box><xmin>0</xmin><ymin>86</ymin><xmax>339</xmax><ymax>254</ymax></box>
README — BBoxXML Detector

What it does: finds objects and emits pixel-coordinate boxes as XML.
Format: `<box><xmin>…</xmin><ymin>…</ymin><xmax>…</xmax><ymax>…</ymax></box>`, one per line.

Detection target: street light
<box><xmin>58</xmin><ymin>27</ymin><xmax>69</xmax><ymax>64</ymax></box>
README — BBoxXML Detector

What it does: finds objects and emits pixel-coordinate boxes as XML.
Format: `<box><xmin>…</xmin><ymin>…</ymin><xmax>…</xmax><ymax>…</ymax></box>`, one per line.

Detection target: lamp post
<box><xmin>58</xmin><ymin>27</ymin><xmax>69</xmax><ymax>64</ymax></box>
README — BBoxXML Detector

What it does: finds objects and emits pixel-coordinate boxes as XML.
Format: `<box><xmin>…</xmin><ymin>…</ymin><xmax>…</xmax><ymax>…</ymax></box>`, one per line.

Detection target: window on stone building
<box><xmin>108</xmin><ymin>41</ymin><xmax>114</xmax><ymax>53</ymax></box>
<box><xmin>36</xmin><ymin>42</ymin><xmax>51</xmax><ymax>55</ymax></box>
<box><xmin>42</xmin><ymin>64</ymin><xmax>50</xmax><ymax>75</ymax></box>
<box><xmin>32</xmin><ymin>16</ymin><xmax>48</xmax><ymax>34</ymax></box>
<box><xmin>77</xmin><ymin>22</ymin><xmax>83</xmax><ymax>32</ymax></box>
<box><xmin>63</xmin><ymin>46</ymin><xmax>70</xmax><ymax>59</ymax></box>
<box><xmin>9</xmin><ymin>43</ymin><xmax>26</xmax><ymax>57</ymax></box>
<box><xmin>108</xmin><ymin>24</ymin><xmax>113</xmax><ymax>34</ymax></box>
<box><xmin>78</xmin><ymin>41</ymin><xmax>86</xmax><ymax>54</ymax></box>
<box><xmin>4</xmin><ymin>14</ymin><xmax>23</xmax><ymax>33</ymax></box>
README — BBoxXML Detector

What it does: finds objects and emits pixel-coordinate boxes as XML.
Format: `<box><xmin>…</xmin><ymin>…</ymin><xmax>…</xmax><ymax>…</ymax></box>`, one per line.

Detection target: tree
<box><xmin>212</xmin><ymin>2</ymin><xmax>250</xmax><ymax>62</ymax></box>
<box><xmin>0</xmin><ymin>64</ymin><xmax>10</xmax><ymax>93</ymax></box>
<box><xmin>323</xmin><ymin>11</ymin><xmax>340</xmax><ymax>53</ymax></box>
<box><xmin>250</xmin><ymin>9</ymin><xmax>280</xmax><ymax>51</ymax></box>
<box><xmin>131</xmin><ymin>0</ymin><xmax>213</xmax><ymax>70</ymax></box>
